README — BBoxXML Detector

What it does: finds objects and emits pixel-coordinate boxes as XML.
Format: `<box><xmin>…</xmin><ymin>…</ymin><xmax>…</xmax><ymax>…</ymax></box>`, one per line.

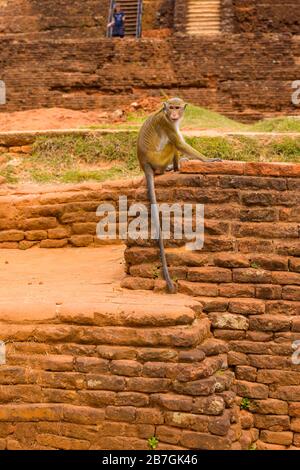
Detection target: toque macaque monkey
<box><xmin>137</xmin><ymin>97</ymin><xmax>221</xmax><ymax>294</ymax></box>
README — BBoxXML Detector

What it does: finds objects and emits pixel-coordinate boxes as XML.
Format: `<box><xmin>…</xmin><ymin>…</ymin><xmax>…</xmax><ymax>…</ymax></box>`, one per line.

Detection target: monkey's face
<box><xmin>164</xmin><ymin>99</ymin><xmax>187</xmax><ymax>124</ymax></box>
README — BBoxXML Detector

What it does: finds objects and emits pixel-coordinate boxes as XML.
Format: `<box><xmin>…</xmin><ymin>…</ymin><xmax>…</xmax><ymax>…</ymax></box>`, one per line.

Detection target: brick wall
<box><xmin>143</xmin><ymin>0</ymin><xmax>175</xmax><ymax>31</ymax></box>
<box><xmin>0</xmin><ymin>0</ymin><xmax>110</xmax><ymax>38</ymax></box>
<box><xmin>1</xmin><ymin>160</ymin><xmax>300</xmax><ymax>449</ymax></box>
<box><xmin>0</xmin><ymin>178</ymin><xmax>141</xmax><ymax>249</ymax></box>
<box><xmin>124</xmin><ymin>160</ymin><xmax>300</xmax><ymax>450</ymax></box>
<box><xmin>0</xmin><ymin>299</ymin><xmax>240</xmax><ymax>450</ymax></box>
<box><xmin>231</xmin><ymin>0</ymin><xmax>300</xmax><ymax>35</ymax></box>
<box><xmin>0</xmin><ymin>34</ymin><xmax>299</xmax><ymax>120</ymax></box>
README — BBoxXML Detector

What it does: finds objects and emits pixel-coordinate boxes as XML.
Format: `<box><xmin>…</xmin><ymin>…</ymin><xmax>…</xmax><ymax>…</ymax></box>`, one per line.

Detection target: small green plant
<box><xmin>248</xmin><ymin>443</ymin><xmax>257</xmax><ymax>451</ymax></box>
<box><xmin>148</xmin><ymin>436</ymin><xmax>159</xmax><ymax>450</ymax></box>
<box><xmin>250</xmin><ymin>262</ymin><xmax>260</xmax><ymax>269</ymax></box>
<box><xmin>240</xmin><ymin>397</ymin><xmax>251</xmax><ymax>410</ymax></box>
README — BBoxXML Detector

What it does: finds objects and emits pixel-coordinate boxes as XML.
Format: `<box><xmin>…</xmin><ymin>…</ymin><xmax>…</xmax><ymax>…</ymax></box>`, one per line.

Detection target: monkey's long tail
<box><xmin>144</xmin><ymin>165</ymin><xmax>176</xmax><ymax>294</ymax></box>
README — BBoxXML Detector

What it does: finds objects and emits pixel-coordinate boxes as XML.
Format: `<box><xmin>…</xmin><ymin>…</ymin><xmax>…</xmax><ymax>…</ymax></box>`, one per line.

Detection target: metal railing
<box><xmin>106</xmin><ymin>0</ymin><xmax>115</xmax><ymax>38</ymax></box>
<box><xmin>136</xmin><ymin>0</ymin><xmax>143</xmax><ymax>38</ymax></box>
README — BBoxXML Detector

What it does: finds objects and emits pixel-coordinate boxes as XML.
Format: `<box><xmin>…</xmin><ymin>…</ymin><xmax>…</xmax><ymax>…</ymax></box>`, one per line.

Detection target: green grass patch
<box><xmin>172</xmin><ymin>106</ymin><xmax>300</xmax><ymax>133</ymax></box>
<box><xmin>22</xmin><ymin>132</ymin><xmax>142</xmax><ymax>183</ymax></box>
<box><xmin>270</xmin><ymin>138</ymin><xmax>300</xmax><ymax>162</ymax></box>
<box><xmin>31</xmin><ymin>132</ymin><xmax>139</xmax><ymax>168</ymax></box>
<box><xmin>89</xmin><ymin>104</ymin><xmax>247</xmax><ymax>132</ymax></box>
<box><xmin>3</xmin><ymin>131</ymin><xmax>300</xmax><ymax>185</ymax></box>
<box><xmin>250</xmin><ymin>116</ymin><xmax>300</xmax><ymax>133</ymax></box>
<box><xmin>186</xmin><ymin>136</ymin><xmax>300</xmax><ymax>163</ymax></box>
<box><xmin>60</xmin><ymin>167</ymin><xmax>127</xmax><ymax>183</ymax></box>
<box><xmin>182</xmin><ymin>104</ymin><xmax>246</xmax><ymax>131</ymax></box>
<box><xmin>185</xmin><ymin>136</ymin><xmax>262</xmax><ymax>161</ymax></box>
<box><xmin>182</xmin><ymin>107</ymin><xmax>300</xmax><ymax>133</ymax></box>
<box><xmin>88</xmin><ymin>104</ymin><xmax>300</xmax><ymax>134</ymax></box>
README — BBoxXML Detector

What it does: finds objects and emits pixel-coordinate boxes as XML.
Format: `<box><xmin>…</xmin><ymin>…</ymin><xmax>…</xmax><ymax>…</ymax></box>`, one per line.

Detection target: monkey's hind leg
<box><xmin>165</xmin><ymin>150</ymin><xmax>180</xmax><ymax>172</ymax></box>
<box><xmin>144</xmin><ymin>163</ymin><xmax>176</xmax><ymax>294</ymax></box>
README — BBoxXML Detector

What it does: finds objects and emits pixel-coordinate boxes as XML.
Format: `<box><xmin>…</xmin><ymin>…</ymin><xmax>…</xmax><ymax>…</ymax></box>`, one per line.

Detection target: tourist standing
<box><xmin>107</xmin><ymin>4</ymin><xmax>126</xmax><ymax>38</ymax></box>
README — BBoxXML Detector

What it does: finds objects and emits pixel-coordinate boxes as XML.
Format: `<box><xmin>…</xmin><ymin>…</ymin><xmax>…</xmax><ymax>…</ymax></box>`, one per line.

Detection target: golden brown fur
<box><xmin>137</xmin><ymin>98</ymin><xmax>221</xmax><ymax>293</ymax></box>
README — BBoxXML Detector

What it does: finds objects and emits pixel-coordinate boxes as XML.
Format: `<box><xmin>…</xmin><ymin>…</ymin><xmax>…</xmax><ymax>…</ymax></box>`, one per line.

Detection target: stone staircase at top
<box><xmin>186</xmin><ymin>0</ymin><xmax>221</xmax><ymax>35</ymax></box>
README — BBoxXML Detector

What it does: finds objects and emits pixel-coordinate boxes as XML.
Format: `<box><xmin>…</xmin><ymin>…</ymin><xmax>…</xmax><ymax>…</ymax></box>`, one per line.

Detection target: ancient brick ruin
<box><xmin>0</xmin><ymin>0</ymin><xmax>300</xmax><ymax>452</ymax></box>
<box><xmin>0</xmin><ymin>160</ymin><xmax>299</xmax><ymax>449</ymax></box>
<box><xmin>123</xmin><ymin>160</ymin><xmax>300</xmax><ymax>449</ymax></box>
<box><xmin>0</xmin><ymin>297</ymin><xmax>238</xmax><ymax>450</ymax></box>
<box><xmin>0</xmin><ymin>0</ymin><xmax>299</xmax><ymax>120</ymax></box>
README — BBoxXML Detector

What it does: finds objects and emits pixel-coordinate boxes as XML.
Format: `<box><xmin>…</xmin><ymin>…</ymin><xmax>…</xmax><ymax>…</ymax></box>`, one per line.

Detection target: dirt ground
<box><xmin>0</xmin><ymin>245</ymin><xmax>195</xmax><ymax>323</ymax></box>
<box><xmin>0</xmin><ymin>107</ymin><xmax>299</xmax><ymax>136</ymax></box>
<box><xmin>0</xmin><ymin>98</ymin><xmax>161</xmax><ymax>132</ymax></box>
<box><xmin>0</xmin><ymin>108</ymin><xmax>116</xmax><ymax>132</ymax></box>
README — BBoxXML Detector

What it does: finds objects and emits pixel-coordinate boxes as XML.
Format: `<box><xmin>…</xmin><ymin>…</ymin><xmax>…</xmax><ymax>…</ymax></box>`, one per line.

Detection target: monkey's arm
<box><xmin>170</xmin><ymin>132</ymin><xmax>221</xmax><ymax>162</ymax></box>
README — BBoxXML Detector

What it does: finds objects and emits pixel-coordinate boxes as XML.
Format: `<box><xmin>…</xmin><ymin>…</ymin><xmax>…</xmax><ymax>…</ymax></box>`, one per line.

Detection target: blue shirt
<box><xmin>114</xmin><ymin>12</ymin><xmax>125</xmax><ymax>28</ymax></box>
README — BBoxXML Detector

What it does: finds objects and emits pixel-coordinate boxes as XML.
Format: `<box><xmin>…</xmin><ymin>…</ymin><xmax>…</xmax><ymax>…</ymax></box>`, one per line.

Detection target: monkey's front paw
<box><xmin>208</xmin><ymin>158</ymin><xmax>222</xmax><ymax>163</ymax></box>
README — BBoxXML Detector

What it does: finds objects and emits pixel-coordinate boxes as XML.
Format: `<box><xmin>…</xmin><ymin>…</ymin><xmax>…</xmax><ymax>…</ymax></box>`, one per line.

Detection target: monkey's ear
<box><xmin>163</xmin><ymin>102</ymin><xmax>168</xmax><ymax>111</ymax></box>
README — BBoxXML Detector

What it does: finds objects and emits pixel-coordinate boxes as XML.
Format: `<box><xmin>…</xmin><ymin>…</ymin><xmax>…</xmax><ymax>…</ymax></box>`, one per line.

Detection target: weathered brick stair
<box><xmin>186</xmin><ymin>0</ymin><xmax>221</xmax><ymax>35</ymax></box>
<box><xmin>0</xmin><ymin>246</ymin><xmax>239</xmax><ymax>450</ymax></box>
<box><xmin>124</xmin><ymin>160</ymin><xmax>300</xmax><ymax>450</ymax></box>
